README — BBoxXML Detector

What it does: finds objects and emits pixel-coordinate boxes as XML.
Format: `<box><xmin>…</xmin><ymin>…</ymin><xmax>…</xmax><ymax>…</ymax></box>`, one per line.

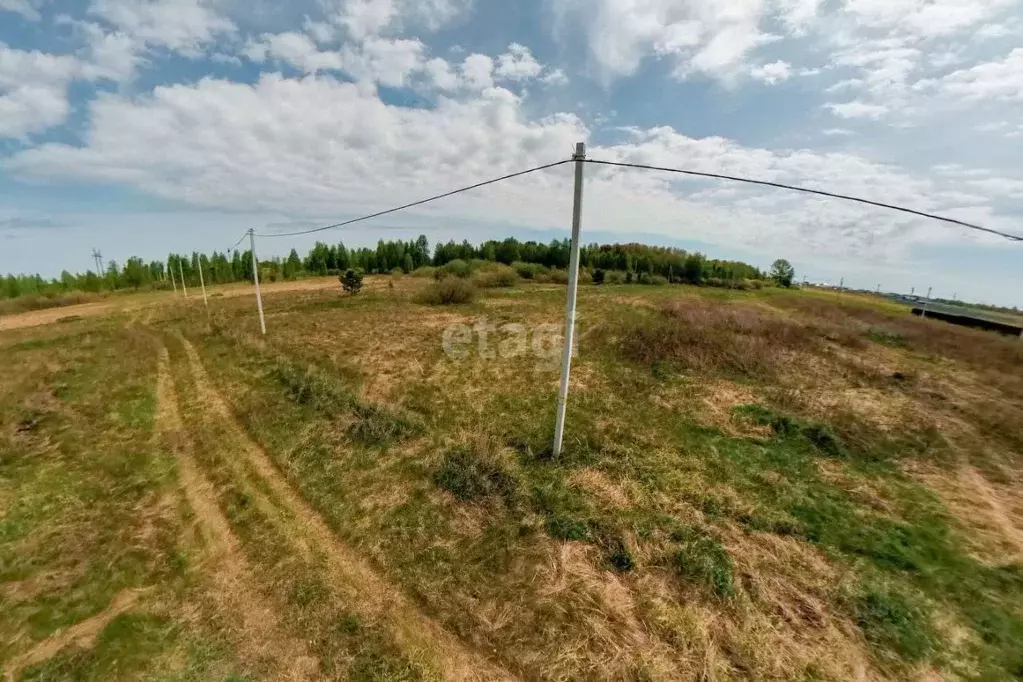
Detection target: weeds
<box><xmin>433</xmin><ymin>444</ymin><xmax>519</xmax><ymax>505</ymax></box>
<box><xmin>668</xmin><ymin>531</ymin><xmax>735</xmax><ymax>597</ymax></box>
<box><xmin>844</xmin><ymin>579</ymin><xmax>936</xmax><ymax>665</ymax></box>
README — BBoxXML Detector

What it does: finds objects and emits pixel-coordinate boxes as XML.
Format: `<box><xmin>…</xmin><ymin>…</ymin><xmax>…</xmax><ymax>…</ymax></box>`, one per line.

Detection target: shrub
<box><xmin>414</xmin><ymin>277</ymin><xmax>476</xmax><ymax>305</ymax></box>
<box><xmin>339</xmin><ymin>269</ymin><xmax>364</xmax><ymax>295</ymax></box>
<box><xmin>638</xmin><ymin>273</ymin><xmax>668</xmax><ymax>286</ymax></box>
<box><xmin>411</xmin><ymin>266</ymin><xmax>436</xmax><ymax>278</ymax></box>
<box><xmin>625</xmin><ymin>270</ymin><xmax>634</xmax><ymax>284</ymax></box>
<box><xmin>512</xmin><ymin>261</ymin><xmax>547</xmax><ymax>280</ymax></box>
<box><xmin>435</xmin><ymin>259</ymin><xmax>471</xmax><ymax>279</ymax></box>
<box><xmin>548</xmin><ymin>269</ymin><xmax>569</xmax><ymax>284</ymax></box>
<box><xmin>472</xmin><ymin>265</ymin><xmax>519</xmax><ymax>288</ymax></box>
<box><xmin>433</xmin><ymin>444</ymin><xmax>519</xmax><ymax>505</ymax></box>
<box><xmin>389</xmin><ymin>267</ymin><xmax>404</xmax><ymax>277</ymax></box>
<box><xmin>592</xmin><ymin>268</ymin><xmax>606</xmax><ymax>285</ymax></box>
<box><xmin>604</xmin><ymin>270</ymin><xmax>627</xmax><ymax>285</ymax></box>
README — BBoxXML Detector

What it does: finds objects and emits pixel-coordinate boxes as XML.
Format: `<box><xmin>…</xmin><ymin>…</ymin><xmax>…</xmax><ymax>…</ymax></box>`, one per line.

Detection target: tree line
<box><xmin>1</xmin><ymin>235</ymin><xmax>779</xmax><ymax>301</ymax></box>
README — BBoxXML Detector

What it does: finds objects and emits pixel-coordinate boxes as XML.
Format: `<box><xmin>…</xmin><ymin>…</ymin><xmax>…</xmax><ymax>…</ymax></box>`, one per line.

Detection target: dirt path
<box><xmin>961</xmin><ymin>466</ymin><xmax>1023</xmax><ymax>561</ymax></box>
<box><xmin>177</xmin><ymin>335</ymin><xmax>517</xmax><ymax>682</ymax></box>
<box><xmin>3</xmin><ymin>589</ymin><xmax>146</xmax><ymax>682</ymax></box>
<box><xmin>154</xmin><ymin>346</ymin><xmax>319</xmax><ymax>681</ymax></box>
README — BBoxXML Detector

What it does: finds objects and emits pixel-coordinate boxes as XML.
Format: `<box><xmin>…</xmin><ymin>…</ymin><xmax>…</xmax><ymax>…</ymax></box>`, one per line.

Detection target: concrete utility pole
<box><xmin>839</xmin><ymin>277</ymin><xmax>844</xmax><ymax>291</ymax></box>
<box><xmin>249</xmin><ymin>229</ymin><xmax>266</xmax><ymax>335</ymax></box>
<box><xmin>922</xmin><ymin>286</ymin><xmax>932</xmax><ymax>318</ymax></box>
<box><xmin>178</xmin><ymin>261</ymin><xmax>188</xmax><ymax>298</ymax></box>
<box><xmin>197</xmin><ymin>256</ymin><xmax>209</xmax><ymax>310</ymax></box>
<box><xmin>553</xmin><ymin>142</ymin><xmax>586</xmax><ymax>458</ymax></box>
<box><xmin>169</xmin><ymin>261</ymin><xmax>177</xmax><ymax>294</ymax></box>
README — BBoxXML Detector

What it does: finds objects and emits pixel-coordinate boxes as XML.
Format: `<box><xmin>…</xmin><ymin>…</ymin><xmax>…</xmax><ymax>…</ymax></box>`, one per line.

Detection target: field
<box><xmin>1</xmin><ymin>274</ymin><xmax>1021</xmax><ymax>681</ymax></box>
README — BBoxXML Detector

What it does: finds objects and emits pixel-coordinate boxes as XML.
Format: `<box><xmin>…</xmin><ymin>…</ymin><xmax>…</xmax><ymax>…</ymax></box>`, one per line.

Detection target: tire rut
<box><xmin>3</xmin><ymin>589</ymin><xmax>147</xmax><ymax>682</ymax></box>
<box><xmin>177</xmin><ymin>335</ymin><xmax>518</xmax><ymax>682</ymax></box>
<box><xmin>155</xmin><ymin>345</ymin><xmax>319</xmax><ymax>681</ymax></box>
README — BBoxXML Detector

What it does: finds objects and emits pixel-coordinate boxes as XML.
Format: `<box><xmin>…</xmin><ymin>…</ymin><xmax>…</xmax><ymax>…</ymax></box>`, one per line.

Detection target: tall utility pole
<box><xmin>91</xmin><ymin>249</ymin><xmax>103</xmax><ymax>275</ymax></box>
<box><xmin>197</xmin><ymin>256</ymin><xmax>209</xmax><ymax>310</ymax></box>
<box><xmin>178</xmin><ymin>261</ymin><xmax>188</xmax><ymax>298</ymax></box>
<box><xmin>922</xmin><ymin>286</ymin><xmax>932</xmax><ymax>318</ymax></box>
<box><xmin>553</xmin><ymin>142</ymin><xmax>586</xmax><ymax>458</ymax></box>
<box><xmin>169</xmin><ymin>259</ymin><xmax>178</xmax><ymax>294</ymax></box>
<box><xmin>839</xmin><ymin>277</ymin><xmax>844</xmax><ymax>291</ymax></box>
<box><xmin>249</xmin><ymin>229</ymin><xmax>266</xmax><ymax>335</ymax></box>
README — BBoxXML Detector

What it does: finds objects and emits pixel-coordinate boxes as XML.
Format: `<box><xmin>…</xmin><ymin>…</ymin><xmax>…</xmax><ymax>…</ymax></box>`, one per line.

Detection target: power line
<box><xmin>228</xmin><ymin>230</ymin><xmax>249</xmax><ymax>251</ymax></box>
<box><xmin>584</xmin><ymin>158</ymin><xmax>1023</xmax><ymax>243</ymax></box>
<box><xmin>258</xmin><ymin>159</ymin><xmax>572</xmax><ymax>238</ymax></box>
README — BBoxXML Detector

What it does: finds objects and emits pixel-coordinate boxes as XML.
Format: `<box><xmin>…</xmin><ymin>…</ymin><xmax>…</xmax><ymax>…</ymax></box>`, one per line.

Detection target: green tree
<box><xmin>340</xmin><ymin>269</ymin><xmax>363</xmax><ymax>295</ymax></box>
<box><xmin>402</xmin><ymin>253</ymin><xmax>414</xmax><ymax>273</ymax></box>
<box><xmin>770</xmin><ymin>259</ymin><xmax>795</xmax><ymax>288</ymax></box>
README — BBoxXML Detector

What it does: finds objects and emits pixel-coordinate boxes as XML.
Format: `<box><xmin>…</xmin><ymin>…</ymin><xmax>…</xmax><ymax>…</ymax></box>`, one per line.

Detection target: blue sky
<box><xmin>1</xmin><ymin>0</ymin><xmax>1021</xmax><ymax>305</ymax></box>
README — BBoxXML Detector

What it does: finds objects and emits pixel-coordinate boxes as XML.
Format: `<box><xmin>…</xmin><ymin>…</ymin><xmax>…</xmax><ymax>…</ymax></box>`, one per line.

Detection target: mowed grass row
<box><xmin>164</xmin><ymin>277</ymin><xmax>1023</xmax><ymax>680</ymax></box>
<box><xmin>0</xmin><ymin>321</ymin><xmax>246</xmax><ymax>680</ymax></box>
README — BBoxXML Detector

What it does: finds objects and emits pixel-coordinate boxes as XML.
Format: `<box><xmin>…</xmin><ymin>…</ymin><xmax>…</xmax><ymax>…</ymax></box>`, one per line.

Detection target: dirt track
<box><xmin>0</xmin><ymin>278</ymin><xmax>341</xmax><ymax>332</ymax></box>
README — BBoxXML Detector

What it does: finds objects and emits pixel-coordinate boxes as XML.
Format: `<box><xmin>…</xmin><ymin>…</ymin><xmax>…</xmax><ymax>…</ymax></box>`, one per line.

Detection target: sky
<box><xmin>0</xmin><ymin>0</ymin><xmax>1021</xmax><ymax>306</ymax></box>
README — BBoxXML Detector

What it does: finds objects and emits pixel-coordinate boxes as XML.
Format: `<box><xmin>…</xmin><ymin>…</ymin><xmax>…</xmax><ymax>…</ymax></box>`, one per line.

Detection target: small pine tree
<box><xmin>339</xmin><ymin>269</ymin><xmax>364</xmax><ymax>295</ymax></box>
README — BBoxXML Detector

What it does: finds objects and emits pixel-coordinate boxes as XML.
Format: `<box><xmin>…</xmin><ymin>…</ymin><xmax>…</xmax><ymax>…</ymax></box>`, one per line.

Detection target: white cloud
<box><xmin>7</xmin><ymin>71</ymin><xmax>1018</xmax><ymax>270</ymax></box>
<box><xmin>923</xmin><ymin>48</ymin><xmax>1023</xmax><ymax>102</ymax></box>
<box><xmin>825</xmin><ymin>100</ymin><xmax>889</xmax><ymax>119</ymax></box>
<box><xmin>76</xmin><ymin>22</ymin><xmax>144</xmax><ymax>81</ymax></box>
<box><xmin>89</xmin><ymin>0</ymin><xmax>236</xmax><ymax>55</ymax></box>
<box><xmin>460</xmin><ymin>53</ymin><xmax>494</xmax><ymax>90</ymax></box>
<box><xmin>0</xmin><ymin>0</ymin><xmax>44</xmax><ymax>20</ymax></box>
<box><xmin>0</xmin><ymin>85</ymin><xmax>70</xmax><ymax>138</ymax></box>
<box><xmin>540</xmin><ymin>68</ymin><xmax>569</xmax><ymax>86</ymax></box>
<box><xmin>0</xmin><ymin>45</ymin><xmax>83</xmax><ymax>138</ymax></box>
<box><xmin>821</xmin><ymin>128</ymin><xmax>853</xmax><ymax>136</ymax></box>
<box><xmin>248</xmin><ymin>32</ymin><xmax>343</xmax><ymax>72</ymax></box>
<box><xmin>342</xmin><ymin>37</ymin><xmax>425</xmax><ymax>87</ymax></box>
<box><xmin>749</xmin><ymin>59</ymin><xmax>791</xmax><ymax>84</ymax></box>
<box><xmin>495</xmin><ymin>43</ymin><xmax>543</xmax><ymax>81</ymax></box>
<box><xmin>552</xmin><ymin>0</ymin><xmax>774</xmax><ymax>82</ymax></box>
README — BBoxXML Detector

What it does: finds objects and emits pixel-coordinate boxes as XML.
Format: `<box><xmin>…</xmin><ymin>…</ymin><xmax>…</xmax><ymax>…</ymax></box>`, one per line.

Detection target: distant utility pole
<box><xmin>876</xmin><ymin>284</ymin><xmax>881</xmax><ymax>294</ymax></box>
<box><xmin>91</xmin><ymin>249</ymin><xmax>103</xmax><ymax>275</ymax></box>
<box><xmin>169</xmin><ymin>261</ymin><xmax>177</xmax><ymax>294</ymax></box>
<box><xmin>553</xmin><ymin>142</ymin><xmax>586</xmax><ymax>458</ymax></box>
<box><xmin>922</xmin><ymin>287</ymin><xmax>933</xmax><ymax>318</ymax></box>
<box><xmin>839</xmin><ymin>277</ymin><xmax>844</xmax><ymax>291</ymax></box>
<box><xmin>178</xmin><ymin>261</ymin><xmax>188</xmax><ymax>298</ymax></box>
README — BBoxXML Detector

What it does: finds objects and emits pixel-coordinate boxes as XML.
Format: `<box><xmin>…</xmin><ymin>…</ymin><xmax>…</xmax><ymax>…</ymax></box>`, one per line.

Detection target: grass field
<box><xmin>2</xmin><ymin>274</ymin><xmax>1021</xmax><ymax>681</ymax></box>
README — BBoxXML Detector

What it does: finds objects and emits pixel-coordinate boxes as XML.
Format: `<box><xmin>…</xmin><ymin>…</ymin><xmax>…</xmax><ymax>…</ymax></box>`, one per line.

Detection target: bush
<box><xmin>604</xmin><ymin>270</ymin><xmax>627</xmax><ymax>285</ymax></box>
<box><xmin>548</xmin><ymin>269</ymin><xmax>569</xmax><ymax>284</ymax></box>
<box><xmin>638</xmin><ymin>273</ymin><xmax>668</xmax><ymax>286</ymax></box>
<box><xmin>435</xmin><ymin>259</ymin><xmax>470</xmax><ymax>279</ymax></box>
<box><xmin>472</xmin><ymin>265</ymin><xmax>519</xmax><ymax>288</ymax></box>
<box><xmin>592</xmin><ymin>268</ymin><xmax>606</xmax><ymax>285</ymax></box>
<box><xmin>389</xmin><ymin>267</ymin><xmax>404</xmax><ymax>277</ymax></box>
<box><xmin>411</xmin><ymin>266</ymin><xmax>436</xmax><ymax>278</ymax></box>
<box><xmin>414</xmin><ymin>277</ymin><xmax>476</xmax><ymax>305</ymax></box>
<box><xmin>512</xmin><ymin>262</ymin><xmax>547</xmax><ymax>280</ymax></box>
<box><xmin>339</xmin><ymin>269</ymin><xmax>364</xmax><ymax>295</ymax></box>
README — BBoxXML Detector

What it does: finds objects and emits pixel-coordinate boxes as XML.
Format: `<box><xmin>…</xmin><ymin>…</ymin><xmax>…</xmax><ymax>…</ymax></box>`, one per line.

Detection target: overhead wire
<box><xmin>258</xmin><ymin>159</ymin><xmax>573</xmax><ymax>238</ymax></box>
<box><xmin>228</xmin><ymin>230</ymin><xmax>249</xmax><ymax>251</ymax></box>
<box><xmin>583</xmin><ymin>158</ymin><xmax>1023</xmax><ymax>243</ymax></box>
